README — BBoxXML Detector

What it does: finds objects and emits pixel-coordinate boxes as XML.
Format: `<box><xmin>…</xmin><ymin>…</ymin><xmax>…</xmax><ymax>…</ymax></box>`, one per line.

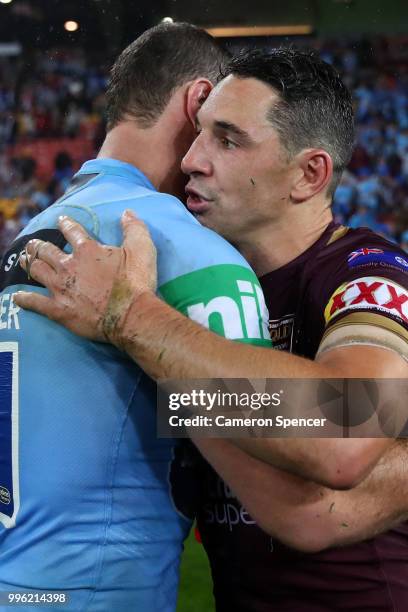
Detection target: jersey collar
<box><xmin>77</xmin><ymin>158</ymin><xmax>156</xmax><ymax>192</ymax></box>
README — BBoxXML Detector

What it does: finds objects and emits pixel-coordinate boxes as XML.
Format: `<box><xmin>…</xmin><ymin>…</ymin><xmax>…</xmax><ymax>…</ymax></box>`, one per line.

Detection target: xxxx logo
<box><xmin>325</xmin><ymin>276</ymin><xmax>408</xmax><ymax>324</ymax></box>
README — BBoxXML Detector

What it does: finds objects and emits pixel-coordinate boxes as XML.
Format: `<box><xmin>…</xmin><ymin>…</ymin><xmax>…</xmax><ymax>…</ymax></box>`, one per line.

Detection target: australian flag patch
<box><xmin>347</xmin><ymin>248</ymin><xmax>408</xmax><ymax>273</ymax></box>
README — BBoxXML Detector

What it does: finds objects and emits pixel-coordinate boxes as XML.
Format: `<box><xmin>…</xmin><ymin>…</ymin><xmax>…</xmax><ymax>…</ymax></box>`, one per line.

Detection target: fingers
<box><xmin>13</xmin><ymin>291</ymin><xmax>61</xmax><ymax>321</ymax></box>
<box><xmin>20</xmin><ymin>253</ymin><xmax>58</xmax><ymax>286</ymax></box>
<box><xmin>122</xmin><ymin>209</ymin><xmax>139</xmax><ymax>223</ymax></box>
<box><xmin>121</xmin><ymin>209</ymin><xmax>152</xmax><ymax>248</ymax></box>
<box><xmin>25</xmin><ymin>239</ymin><xmax>65</xmax><ymax>272</ymax></box>
<box><xmin>58</xmin><ymin>216</ymin><xmax>92</xmax><ymax>250</ymax></box>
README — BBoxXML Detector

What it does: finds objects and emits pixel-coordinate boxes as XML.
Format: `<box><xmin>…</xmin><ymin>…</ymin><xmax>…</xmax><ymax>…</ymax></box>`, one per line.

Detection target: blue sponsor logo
<box><xmin>347</xmin><ymin>248</ymin><xmax>408</xmax><ymax>272</ymax></box>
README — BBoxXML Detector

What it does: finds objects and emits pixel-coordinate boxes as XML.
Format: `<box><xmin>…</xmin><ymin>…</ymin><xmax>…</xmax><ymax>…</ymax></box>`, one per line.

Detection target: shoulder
<box><xmin>308</xmin><ymin>225</ymin><xmax>408</xmax><ymax>293</ymax></box>
<box><xmin>82</xmin><ymin>188</ymin><xmax>254</xmax><ymax>282</ymax></box>
<box><xmin>309</xmin><ymin>225</ymin><xmax>408</xmax><ymax>339</ymax></box>
<box><xmin>122</xmin><ymin>194</ymin><xmax>254</xmax><ymax>281</ymax></box>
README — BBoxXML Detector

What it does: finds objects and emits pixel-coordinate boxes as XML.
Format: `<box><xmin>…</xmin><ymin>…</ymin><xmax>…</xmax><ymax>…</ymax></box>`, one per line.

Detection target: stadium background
<box><xmin>0</xmin><ymin>0</ymin><xmax>407</xmax><ymax>609</ymax></box>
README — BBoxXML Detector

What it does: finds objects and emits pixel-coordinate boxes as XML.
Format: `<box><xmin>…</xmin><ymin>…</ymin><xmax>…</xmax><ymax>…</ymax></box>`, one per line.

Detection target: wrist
<box><xmin>118</xmin><ymin>291</ymin><xmax>156</xmax><ymax>353</ymax></box>
<box><xmin>102</xmin><ymin>279</ymin><xmax>155</xmax><ymax>351</ymax></box>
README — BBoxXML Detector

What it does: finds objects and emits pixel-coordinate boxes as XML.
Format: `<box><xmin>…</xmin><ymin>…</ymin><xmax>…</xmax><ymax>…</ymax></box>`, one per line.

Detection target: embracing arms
<box><xmin>15</xmin><ymin>213</ymin><xmax>408</xmax><ymax>490</ymax></box>
<box><xmin>196</xmin><ymin>437</ymin><xmax>408</xmax><ymax>552</ymax></box>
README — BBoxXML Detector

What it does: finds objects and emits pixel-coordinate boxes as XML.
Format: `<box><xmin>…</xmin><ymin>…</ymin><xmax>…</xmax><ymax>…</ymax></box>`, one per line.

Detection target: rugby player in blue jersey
<box><xmin>0</xmin><ymin>24</ymin><xmax>272</xmax><ymax>612</ymax></box>
<box><xmin>20</xmin><ymin>47</ymin><xmax>408</xmax><ymax>612</ymax></box>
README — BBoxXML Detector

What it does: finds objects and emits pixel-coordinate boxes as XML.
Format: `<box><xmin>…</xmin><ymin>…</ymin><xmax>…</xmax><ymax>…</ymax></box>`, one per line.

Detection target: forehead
<box><xmin>199</xmin><ymin>75</ymin><xmax>278</xmax><ymax>131</ymax></box>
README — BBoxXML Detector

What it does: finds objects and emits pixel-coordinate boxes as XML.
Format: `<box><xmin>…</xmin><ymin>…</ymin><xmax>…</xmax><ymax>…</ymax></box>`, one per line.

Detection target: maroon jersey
<box><xmin>197</xmin><ymin>222</ymin><xmax>408</xmax><ymax>611</ymax></box>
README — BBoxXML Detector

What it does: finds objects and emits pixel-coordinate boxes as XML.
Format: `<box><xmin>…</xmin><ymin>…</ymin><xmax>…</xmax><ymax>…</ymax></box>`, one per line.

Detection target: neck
<box><xmin>235</xmin><ymin>201</ymin><xmax>333</xmax><ymax>277</ymax></box>
<box><xmin>98</xmin><ymin>94</ymin><xmax>193</xmax><ymax>197</ymax></box>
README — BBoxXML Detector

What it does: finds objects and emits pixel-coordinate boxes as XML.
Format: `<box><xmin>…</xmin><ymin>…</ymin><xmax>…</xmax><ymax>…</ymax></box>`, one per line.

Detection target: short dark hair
<box><xmin>106</xmin><ymin>22</ymin><xmax>227</xmax><ymax>129</ymax></box>
<box><xmin>225</xmin><ymin>48</ymin><xmax>354</xmax><ymax>196</ymax></box>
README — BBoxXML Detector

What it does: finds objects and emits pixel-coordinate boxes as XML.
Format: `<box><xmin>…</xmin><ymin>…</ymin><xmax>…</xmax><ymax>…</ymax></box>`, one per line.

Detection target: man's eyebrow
<box><xmin>214</xmin><ymin>120</ymin><xmax>252</xmax><ymax>144</ymax></box>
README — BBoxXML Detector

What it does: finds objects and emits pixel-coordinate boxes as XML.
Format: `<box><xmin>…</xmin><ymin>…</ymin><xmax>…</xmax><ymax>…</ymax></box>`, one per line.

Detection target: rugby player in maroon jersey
<box><xmin>16</xmin><ymin>48</ymin><xmax>408</xmax><ymax>610</ymax></box>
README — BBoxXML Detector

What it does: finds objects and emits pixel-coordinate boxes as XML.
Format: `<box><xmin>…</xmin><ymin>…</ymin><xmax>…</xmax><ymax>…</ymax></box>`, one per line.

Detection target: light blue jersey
<box><xmin>0</xmin><ymin>159</ymin><xmax>270</xmax><ymax>611</ymax></box>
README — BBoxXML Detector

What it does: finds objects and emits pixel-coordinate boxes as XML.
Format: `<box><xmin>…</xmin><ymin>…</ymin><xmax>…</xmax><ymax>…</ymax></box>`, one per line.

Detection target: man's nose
<box><xmin>181</xmin><ymin>136</ymin><xmax>212</xmax><ymax>177</ymax></box>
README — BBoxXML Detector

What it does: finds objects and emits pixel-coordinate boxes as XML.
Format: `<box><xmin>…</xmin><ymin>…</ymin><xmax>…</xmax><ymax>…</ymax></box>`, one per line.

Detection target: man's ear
<box><xmin>186</xmin><ymin>79</ymin><xmax>213</xmax><ymax>126</ymax></box>
<box><xmin>290</xmin><ymin>149</ymin><xmax>333</xmax><ymax>203</ymax></box>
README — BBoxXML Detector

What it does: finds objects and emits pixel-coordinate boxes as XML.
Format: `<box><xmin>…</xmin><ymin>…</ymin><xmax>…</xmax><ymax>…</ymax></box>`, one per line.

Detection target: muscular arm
<box><xmin>195</xmin><ymin>438</ymin><xmax>408</xmax><ymax>552</ymax></box>
<box><xmin>114</xmin><ymin>291</ymin><xmax>406</xmax><ymax>489</ymax></box>
<box><xmin>15</xmin><ymin>214</ymin><xmax>408</xmax><ymax>490</ymax></box>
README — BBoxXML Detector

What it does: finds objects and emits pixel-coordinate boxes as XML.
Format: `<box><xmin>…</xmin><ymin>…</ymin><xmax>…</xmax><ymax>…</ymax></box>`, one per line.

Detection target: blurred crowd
<box><xmin>0</xmin><ymin>48</ymin><xmax>107</xmax><ymax>144</ymax></box>
<box><xmin>0</xmin><ymin>47</ymin><xmax>107</xmax><ymax>254</ymax></box>
<box><xmin>0</xmin><ymin>36</ymin><xmax>408</xmax><ymax>257</ymax></box>
<box><xmin>316</xmin><ymin>37</ymin><xmax>408</xmax><ymax>251</ymax></box>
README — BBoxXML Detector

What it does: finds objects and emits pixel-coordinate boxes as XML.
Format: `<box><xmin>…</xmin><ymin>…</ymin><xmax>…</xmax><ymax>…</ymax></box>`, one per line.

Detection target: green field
<box><xmin>177</xmin><ymin>529</ymin><xmax>215</xmax><ymax>612</ymax></box>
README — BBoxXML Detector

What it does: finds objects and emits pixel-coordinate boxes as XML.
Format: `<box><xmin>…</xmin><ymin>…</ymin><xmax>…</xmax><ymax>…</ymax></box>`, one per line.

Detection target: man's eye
<box><xmin>220</xmin><ymin>137</ymin><xmax>236</xmax><ymax>149</ymax></box>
